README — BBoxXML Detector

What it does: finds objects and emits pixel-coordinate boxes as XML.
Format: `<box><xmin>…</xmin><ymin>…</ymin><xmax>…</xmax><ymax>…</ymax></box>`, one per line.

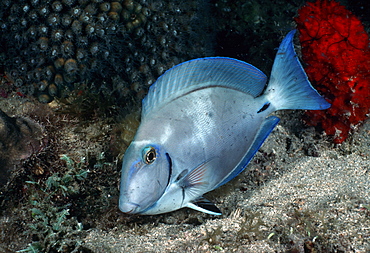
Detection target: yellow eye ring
<box><xmin>142</xmin><ymin>146</ymin><xmax>156</xmax><ymax>164</ymax></box>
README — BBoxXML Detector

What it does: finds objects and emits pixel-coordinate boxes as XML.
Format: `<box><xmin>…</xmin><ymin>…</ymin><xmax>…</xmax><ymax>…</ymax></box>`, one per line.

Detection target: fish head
<box><xmin>119</xmin><ymin>142</ymin><xmax>171</xmax><ymax>214</ymax></box>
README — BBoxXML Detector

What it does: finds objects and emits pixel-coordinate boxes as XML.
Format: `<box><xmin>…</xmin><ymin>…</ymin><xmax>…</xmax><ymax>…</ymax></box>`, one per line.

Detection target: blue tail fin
<box><xmin>266</xmin><ymin>30</ymin><xmax>330</xmax><ymax>111</ymax></box>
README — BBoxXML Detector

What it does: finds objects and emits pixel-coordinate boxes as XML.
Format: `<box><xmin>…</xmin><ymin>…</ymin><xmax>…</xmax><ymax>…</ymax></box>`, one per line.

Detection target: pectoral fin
<box><xmin>186</xmin><ymin>197</ymin><xmax>222</xmax><ymax>215</ymax></box>
<box><xmin>178</xmin><ymin>159</ymin><xmax>212</xmax><ymax>200</ymax></box>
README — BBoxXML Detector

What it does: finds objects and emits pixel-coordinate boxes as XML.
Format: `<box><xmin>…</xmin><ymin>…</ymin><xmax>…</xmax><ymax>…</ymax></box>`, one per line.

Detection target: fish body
<box><xmin>119</xmin><ymin>30</ymin><xmax>330</xmax><ymax>215</ymax></box>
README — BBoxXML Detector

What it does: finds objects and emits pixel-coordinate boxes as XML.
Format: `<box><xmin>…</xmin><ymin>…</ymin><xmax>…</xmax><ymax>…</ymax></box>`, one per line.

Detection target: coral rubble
<box><xmin>0</xmin><ymin>109</ymin><xmax>44</xmax><ymax>185</ymax></box>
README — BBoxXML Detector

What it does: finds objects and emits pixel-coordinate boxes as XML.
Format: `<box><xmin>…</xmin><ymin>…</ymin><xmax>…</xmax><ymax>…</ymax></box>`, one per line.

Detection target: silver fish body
<box><xmin>119</xmin><ymin>30</ymin><xmax>330</xmax><ymax>215</ymax></box>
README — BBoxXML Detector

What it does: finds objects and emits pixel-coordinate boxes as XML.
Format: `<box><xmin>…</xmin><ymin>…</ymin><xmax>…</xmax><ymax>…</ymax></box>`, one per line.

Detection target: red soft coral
<box><xmin>295</xmin><ymin>0</ymin><xmax>370</xmax><ymax>143</ymax></box>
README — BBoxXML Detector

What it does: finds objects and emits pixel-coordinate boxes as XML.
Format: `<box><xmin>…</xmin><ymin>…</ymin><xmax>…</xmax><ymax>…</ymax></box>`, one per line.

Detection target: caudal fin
<box><xmin>265</xmin><ymin>30</ymin><xmax>330</xmax><ymax>111</ymax></box>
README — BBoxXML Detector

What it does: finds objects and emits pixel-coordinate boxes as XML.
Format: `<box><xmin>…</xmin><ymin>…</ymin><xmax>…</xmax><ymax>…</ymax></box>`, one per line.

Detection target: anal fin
<box><xmin>215</xmin><ymin>115</ymin><xmax>280</xmax><ymax>188</ymax></box>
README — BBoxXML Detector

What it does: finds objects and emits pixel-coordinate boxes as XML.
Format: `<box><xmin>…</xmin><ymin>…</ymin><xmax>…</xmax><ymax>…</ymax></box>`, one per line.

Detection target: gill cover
<box><xmin>119</xmin><ymin>143</ymin><xmax>171</xmax><ymax>213</ymax></box>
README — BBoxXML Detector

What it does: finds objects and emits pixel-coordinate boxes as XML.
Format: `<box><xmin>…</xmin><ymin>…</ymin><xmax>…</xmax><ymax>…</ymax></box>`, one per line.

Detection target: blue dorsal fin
<box><xmin>142</xmin><ymin>57</ymin><xmax>267</xmax><ymax>118</ymax></box>
<box><xmin>215</xmin><ymin>116</ymin><xmax>280</xmax><ymax>189</ymax></box>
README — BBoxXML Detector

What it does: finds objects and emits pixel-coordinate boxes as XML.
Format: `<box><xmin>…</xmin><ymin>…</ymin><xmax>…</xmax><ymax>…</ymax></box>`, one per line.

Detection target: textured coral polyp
<box><xmin>295</xmin><ymin>0</ymin><xmax>370</xmax><ymax>143</ymax></box>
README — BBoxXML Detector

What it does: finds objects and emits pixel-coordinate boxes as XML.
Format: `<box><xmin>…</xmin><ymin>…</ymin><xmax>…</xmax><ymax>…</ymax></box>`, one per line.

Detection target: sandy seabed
<box><xmin>83</xmin><ymin>110</ymin><xmax>370</xmax><ymax>252</ymax></box>
<box><xmin>0</xmin><ymin>96</ymin><xmax>369</xmax><ymax>252</ymax></box>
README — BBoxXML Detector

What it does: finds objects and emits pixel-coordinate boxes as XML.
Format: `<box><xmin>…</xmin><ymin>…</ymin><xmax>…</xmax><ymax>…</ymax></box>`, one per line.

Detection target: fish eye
<box><xmin>142</xmin><ymin>146</ymin><xmax>156</xmax><ymax>164</ymax></box>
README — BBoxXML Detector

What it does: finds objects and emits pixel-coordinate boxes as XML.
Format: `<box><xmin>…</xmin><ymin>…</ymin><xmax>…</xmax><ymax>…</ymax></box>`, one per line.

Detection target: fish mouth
<box><xmin>119</xmin><ymin>202</ymin><xmax>140</xmax><ymax>214</ymax></box>
<box><xmin>120</xmin><ymin>153</ymin><xmax>173</xmax><ymax>215</ymax></box>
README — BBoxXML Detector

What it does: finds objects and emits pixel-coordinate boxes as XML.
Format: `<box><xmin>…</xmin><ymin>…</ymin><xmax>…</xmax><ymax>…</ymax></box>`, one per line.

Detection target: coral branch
<box><xmin>295</xmin><ymin>0</ymin><xmax>370</xmax><ymax>143</ymax></box>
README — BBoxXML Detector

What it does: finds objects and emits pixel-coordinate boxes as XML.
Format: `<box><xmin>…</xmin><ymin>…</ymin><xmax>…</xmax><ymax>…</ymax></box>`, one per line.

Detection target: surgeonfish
<box><xmin>119</xmin><ymin>30</ymin><xmax>330</xmax><ymax>215</ymax></box>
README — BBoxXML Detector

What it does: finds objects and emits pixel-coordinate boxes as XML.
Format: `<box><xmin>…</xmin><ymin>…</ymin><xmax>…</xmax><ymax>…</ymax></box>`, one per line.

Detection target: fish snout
<box><xmin>119</xmin><ymin>202</ymin><xmax>140</xmax><ymax>214</ymax></box>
